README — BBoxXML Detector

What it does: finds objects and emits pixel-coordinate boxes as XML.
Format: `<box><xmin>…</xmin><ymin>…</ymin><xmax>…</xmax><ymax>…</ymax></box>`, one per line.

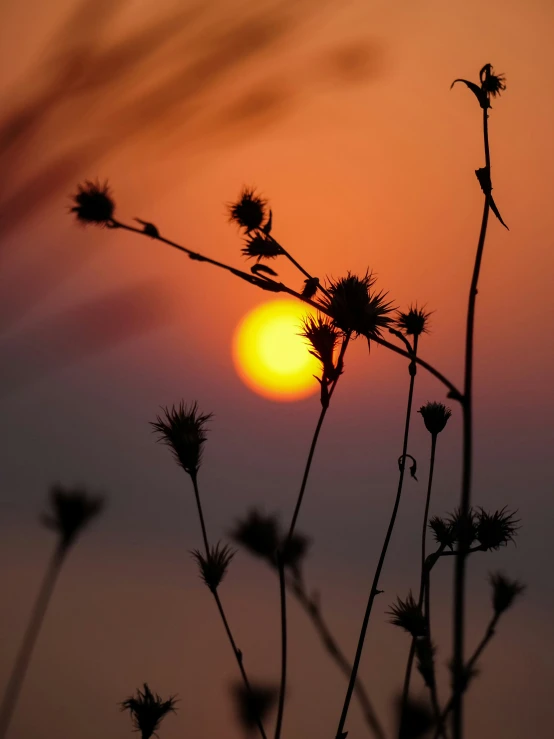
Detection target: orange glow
<box><xmin>232</xmin><ymin>299</ymin><xmax>320</xmax><ymax>402</ymax></box>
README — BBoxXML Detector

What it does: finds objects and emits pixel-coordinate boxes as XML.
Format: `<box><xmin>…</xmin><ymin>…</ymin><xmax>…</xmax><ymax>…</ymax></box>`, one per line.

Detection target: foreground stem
<box><xmin>336</xmin><ymin>337</ymin><xmax>419</xmax><ymax>738</ymax></box>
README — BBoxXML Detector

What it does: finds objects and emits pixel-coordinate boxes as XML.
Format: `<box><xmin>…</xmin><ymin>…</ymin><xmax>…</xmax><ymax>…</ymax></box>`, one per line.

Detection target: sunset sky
<box><xmin>1</xmin><ymin>1</ymin><xmax>553</xmax><ymax>738</ymax></box>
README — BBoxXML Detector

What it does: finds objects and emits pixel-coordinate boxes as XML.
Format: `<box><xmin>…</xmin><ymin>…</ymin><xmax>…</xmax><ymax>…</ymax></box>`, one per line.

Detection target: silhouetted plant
<box><xmin>191</xmin><ymin>542</ymin><xmax>236</xmax><ymax>591</ymax></box>
<box><xmin>120</xmin><ymin>683</ymin><xmax>177</xmax><ymax>739</ymax></box>
<box><xmin>231</xmin><ymin>682</ymin><xmax>278</xmax><ymax>737</ymax></box>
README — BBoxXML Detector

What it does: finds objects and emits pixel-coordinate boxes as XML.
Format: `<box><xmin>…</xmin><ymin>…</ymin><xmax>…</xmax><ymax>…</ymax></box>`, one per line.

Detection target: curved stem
<box><xmin>336</xmin><ymin>335</ymin><xmax>419</xmax><ymax>739</ymax></box>
<box><xmin>453</xmin><ymin>105</ymin><xmax>491</xmax><ymax>739</ymax></box>
<box><xmin>274</xmin><ymin>557</ymin><xmax>287</xmax><ymax>739</ymax></box>
<box><xmin>288</xmin><ymin>576</ymin><xmax>385</xmax><ymax>739</ymax></box>
<box><xmin>0</xmin><ymin>546</ymin><xmax>65</xmax><ymax>739</ymax></box>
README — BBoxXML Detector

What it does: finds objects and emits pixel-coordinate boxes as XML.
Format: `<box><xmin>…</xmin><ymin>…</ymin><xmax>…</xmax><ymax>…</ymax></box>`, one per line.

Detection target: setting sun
<box><xmin>232</xmin><ymin>299</ymin><xmax>320</xmax><ymax>402</ymax></box>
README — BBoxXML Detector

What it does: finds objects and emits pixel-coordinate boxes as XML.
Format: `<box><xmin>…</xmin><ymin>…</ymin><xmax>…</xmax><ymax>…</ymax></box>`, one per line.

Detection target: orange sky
<box><xmin>1</xmin><ymin>1</ymin><xmax>553</xmax><ymax>738</ymax></box>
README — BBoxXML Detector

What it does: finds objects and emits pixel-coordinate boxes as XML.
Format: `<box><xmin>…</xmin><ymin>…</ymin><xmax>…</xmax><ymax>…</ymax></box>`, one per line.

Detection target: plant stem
<box><xmin>0</xmin><ymin>545</ymin><xmax>66</xmax><ymax>739</ymax></box>
<box><xmin>274</xmin><ymin>557</ymin><xmax>287</xmax><ymax>739</ymax></box>
<box><xmin>335</xmin><ymin>335</ymin><xmax>419</xmax><ymax>739</ymax></box>
<box><xmin>286</xmin><ymin>334</ymin><xmax>350</xmax><ymax>544</ymax></box>
<box><xmin>211</xmin><ymin>589</ymin><xmax>269</xmax><ymax>739</ymax></box>
<box><xmin>191</xmin><ymin>474</ymin><xmax>210</xmax><ymax>557</ymax></box>
<box><xmin>453</xmin><ymin>105</ymin><xmax>491</xmax><ymax>739</ymax></box>
<box><xmin>287</xmin><ymin>576</ymin><xmax>385</xmax><ymax>739</ymax></box>
<box><xmin>399</xmin><ymin>433</ymin><xmax>438</xmax><ymax>735</ymax></box>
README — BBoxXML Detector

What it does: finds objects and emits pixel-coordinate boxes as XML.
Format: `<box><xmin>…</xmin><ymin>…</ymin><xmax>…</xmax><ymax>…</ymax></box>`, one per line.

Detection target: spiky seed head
<box><xmin>151</xmin><ymin>402</ymin><xmax>212</xmax><ymax>478</ymax></box>
<box><xmin>480</xmin><ymin>63</ymin><xmax>506</xmax><ymax>98</ymax></box>
<box><xmin>230</xmin><ymin>509</ymin><xmax>280</xmax><ymax>562</ymax></box>
<box><xmin>428</xmin><ymin>516</ymin><xmax>455</xmax><ymax>550</ymax></box>
<box><xmin>191</xmin><ymin>542</ymin><xmax>235</xmax><ymax>591</ymax></box>
<box><xmin>489</xmin><ymin>572</ymin><xmax>525</xmax><ymax>615</ymax></box>
<box><xmin>228</xmin><ymin>187</ymin><xmax>268</xmax><ymax>232</ymax></box>
<box><xmin>418</xmin><ymin>401</ymin><xmax>452</xmax><ymax>436</ymax></box>
<box><xmin>231</xmin><ymin>682</ymin><xmax>278</xmax><ymax>735</ymax></box>
<box><xmin>388</xmin><ymin>592</ymin><xmax>426</xmax><ymax>638</ymax></box>
<box><xmin>446</xmin><ymin>507</ymin><xmax>478</xmax><ymax>549</ymax></box>
<box><xmin>395</xmin><ymin>305</ymin><xmax>432</xmax><ymax>338</ymax></box>
<box><xmin>120</xmin><ymin>683</ymin><xmax>177</xmax><ymax>739</ymax></box>
<box><xmin>301</xmin><ymin>314</ymin><xmax>340</xmax><ymax>382</ymax></box>
<box><xmin>70</xmin><ymin>180</ymin><xmax>115</xmax><ymax>226</ymax></box>
<box><xmin>41</xmin><ymin>485</ymin><xmax>104</xmax><ymax>551</ymax></box>
<box><xmin>242</xmin><ymin>233</ymin><xmax>282</xmax><ymax>261</ymax></box>
<box><xmin>476</xmin><ymin>507</ymin><xmax>519</xmax><ymax>551</ymax></box>
<box><xmin>320</xmin><ymin>271</ymin><xmax>395</xmax><ymax>339</ymax></box>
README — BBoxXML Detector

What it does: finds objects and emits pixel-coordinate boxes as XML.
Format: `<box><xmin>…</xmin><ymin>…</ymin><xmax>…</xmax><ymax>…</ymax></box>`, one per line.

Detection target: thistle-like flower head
<box><xmin>120</xmin><ymin>683</ymin><xmax>177</xmax><ymax>739</ymax></box>
<box><xmin>320</xmin><ymin>271</ymin><xmax>395</xmax><ymax>339</ymax></box>
<box><xmin>446</xmin><ymin>507</ymin><xmax>477</xmax><ymax>548</ymax></box>
<box><xmin>242</xmin><ymin>233</ymin><xmax>282</xmax><ymax>261</ymax></box>
<box><xmin>151</xmin><ymin>402</ymin><xmax>212</xmax><ymax>478</ymax></box>
<box><xmin>41</xmin><ymin>485</ymin><xmax>104</xmax><ymax>551</ymax></box>
<box><xmin>489</xmin><ymin>572</ymin><xmax>525</xmax><ymax>615</ymax></box>
<box><xmin>70</xmin><ymin>180</ymin><xmax>115</xmax><ymax>226</ymax></box>
<box><xmin>388</xmin><ymin>592</ymin><xmax>426</xmax><ymax>638</ymax></box>
<box><xmin>228</xmin><ymin>187</ymin><xmax>268</xmax><ymax>232</ymax></box>
<box><xmin>418</xmin><ymin>402</ymin><xmax>452</xmax><ymax>436</ymax></box>
<box><xmin>476</xmin><ymin>507</ymin><xmax>519</xmax><ymax>551</ymax></box>
<box><xmin>231</xmin><ymin>682</ymin><xmax>278</xmax><ymax>735</ymax></box>
<box><xmin>191</xmin><ymin>542</ymin><xmax>235</xmax><ymax>591</ymax></box>
<box><xmin>480</xmin><ymin>63</ymin><xmax>506</xmax><ymax>98</ymax></box>
<box><xmin>395</xmin><ymin>305</ymin><xmax>432</xmax><ymax>338</ymax></box>
<box><xmin>428</xmin><ymin>515</ymin><xmax>455</xmax><ymax>550</ymax></box>
<box><xmin>231</xmin><ymin>510</ymin><xmax>280</xmax><ymax>562</ymax></box>
<box><xmin>301</xmin><ymin>314</ymin><xmax>340</xmax><ymax>382</ymax></box>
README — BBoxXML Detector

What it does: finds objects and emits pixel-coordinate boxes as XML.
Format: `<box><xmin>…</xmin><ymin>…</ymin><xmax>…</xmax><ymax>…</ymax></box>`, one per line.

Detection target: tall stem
<box><xmin>453</xmin><ymin>106</ymin><xmax>491</xmax><ymax>739</ymax></box>
<box><xmin>0</xmin><ymin>545</ymin><xmax>65</xmax><ymax>739</ymax></box>
<box><xmin>274</xmin><ymin>558</ymin><xmax>287</xmax><ymax>739</ymax></box>
<box><xmin>399</xmin><ymin>433</ymin><xmax>438</xmax><ymax>734</ymax></box>
<box><xmin>191</xmin><ymin>474</ymin><xmax>210</xmax><ymax>556</ymax></box>
<box><xmin>336</xmin><ymin>336</ymin><xmax>419</xmax><ymax>739</ymax></box>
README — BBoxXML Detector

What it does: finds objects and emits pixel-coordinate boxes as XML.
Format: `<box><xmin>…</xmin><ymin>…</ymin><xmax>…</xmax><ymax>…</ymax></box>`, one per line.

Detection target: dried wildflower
<box><xmin>480</xmin><ymin>63</ymin><xmax>506</xmax><ymax>98</ymax></box>
<box><xmin>231</xmin><ymin>682</ymin><xmax>278</xmax><ymax>735</ymax></box>
<box><xmin>320</xmin><ymin>271</ymin><xmax>395</xmax><ymax>338</ymax></box>
<box><xmin>41</xmin><ymin>485</ymin><xmax>104</xmax><ymax>551</ymax></box>
<box><xmin>489</xmin><ymin>572</ymin><xmax>525</xmax><ymax>615</ymax></box>
<box><xmin>388</xmin><ymin>593</ymin><xmax>426</xmax><ymax>638</ymax></box>
<box><xmin>120</xmin><ymin>683</ymin><xmax>177</xmax><ymax>739</ymax></box>
<box><xmin>418</xmin><ymin>401</ymin><xmax>452</xmax><ymax>436</ymax></box>
<box><xmin>151</xmin><ymin>402</ymin><xmax>212</xmax><ymax>478</ymax></box>
<box><xmin>446</xmin><ymin>507</ymin><xmax>478</xmax><ymax>548</ymax></box>
<box><xmin>415</xmin><ymin>638</ymin><xmax>436</xmax><ymax>689</ymax></box>
<box><xmin>70</xmin><ymin>180</ymin><xmax>115</xmax><ymax>226</ymax></box>
<box><xmin>242</xmin><ymin>232</ymin><xmax>282</xmax><ymax>261</ymax></box>
<box><xmin>395</xmin><ymin>305</ymin><xmax>431</xmax><ymax>338</ymax></box>
<box><xmin>191</xmin><ymin>542</ymin><xmax>235</xmax><ymax>591</ymax></box>
<box><xmin>231</xmin><ymin>510</ymin><xmax>280</xmax><ymax>562</ymax></box>
<box><xmin>476</xmin><ymin>507</ymin><xmax>519</xmax><ymax>551</ymax></box>
<box><xmin>228</xmin><ymin>187</ymin><xmax>268</xmax><ymax>232</ymax></box>
<box><xmin>302</xmin><ymin>276</ymin><xmax>320</xmax><ymax>299</ymax></box>
<box><xmin>396</xmin><ymin>696</ymin><xmax>434</xmax><ymax>739</ymax></box>
<box><xmin>428</xmin><ymin>516</ymin><xmax>455</xmax><ymax>550</ymax></box>
<box><xmin>301</xmin><ymin>315</ymin><xmax>340</xmax><ymax>382</ymax></box>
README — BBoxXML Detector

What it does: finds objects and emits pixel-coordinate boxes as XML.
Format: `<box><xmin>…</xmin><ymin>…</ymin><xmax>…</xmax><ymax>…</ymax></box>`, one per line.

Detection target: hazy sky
<box><xmin>1</xmin><ymin>1</ymin><xmax>553</xmax><ymax>738</ymax></box>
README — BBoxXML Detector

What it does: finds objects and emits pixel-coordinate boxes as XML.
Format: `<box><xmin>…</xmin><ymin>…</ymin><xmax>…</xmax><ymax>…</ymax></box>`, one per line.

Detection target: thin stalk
<box><xmin>399</xmin><ymin>433</ymin><xmax>438</xmax><ymax>734</ymax></box>
<box><xmin>0</xmin><ymin>545</ymin><xmax>66</xmax><ymax>739</ymax></box>
<box><xmin>336</xmin><ymin>335</ymin><xmax>419</xmax><ymax>739</ymax></box>
<box><xmin>108</xmin><ymin>217</ymin><xmax>462</xmax><ymax>400</ymax></box>
<box><xmin>274</xmin><ymin>558</ymin><xmax>287</xmax><ymax>739</ymax></box>
<box><xmin>435</xmin><ymin>613</ymin><xmax>500</xmax><ymax>739</ymax></box>
<box><xmin>211</xmin><ymin>590</ymin><xmax>269</xmax><ymax>739</ymax></box>
<box><xmin>424</xmin><ymin>569</ymin><xmax>442</xmax><ymax>729</ymax></box>
<box><xmin>286</xmin><ymin>334</ymin><xmax>350</xmax><ymax>544</ymax></box>
<box><xmin>190</xmin><ymin>476</ymin><xmax>267</xmax><ymax>739</ymax></box>
<box><xmin>453</xmin><ymin>105</ymin><xmax>491</xmax><ymax>739</ymax></box>
<box><xmin>265</xmin><ymin>233</ymin><xmax>331</xmax><ymax>298</ymax></box>
<box><xmin>287</xmin><ymin>576</ymin><xmax>385</xmax><ymax>739</ymax></box>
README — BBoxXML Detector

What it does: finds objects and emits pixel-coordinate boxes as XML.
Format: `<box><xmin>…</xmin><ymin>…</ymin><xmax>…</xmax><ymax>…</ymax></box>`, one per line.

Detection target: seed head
<box><xmin>388</xmin><ymin>592</ymin><xmax>426</xmax><ymax>638</ymax></box>
<box><xmin>120</xmin><ymin>683</ymin><xmax>177</xmax><ymax>739</ymax></box>
<box><xmin>228</xmin><ymin>187</ymin><xmax>268</xmax><ymax>232</ymax></box>
<box><xmin>480</xmin><ymin>63</ymin><xmax>506</xmax><ymax>98</ymax></box>
<box><xmin>418</xmin><ymin>401</ymin><xmax>452</xmax><ymax>436</ymax></box>
<box><xmin>41</xmin><ymin>485</ymin><xmax>104</xmax><ymax>551</ymax></box>
<box><xmin>231</xmin><ymin>509</ymin><xmax>280</xmax><ymax>562</ymax></box>
<box><xmin>301</xmin><ymin>314</ymin><xmax>340</xmax><ymax>382</ymax></box>
<box><xmin>320</xmin><ymin>271</ymin><xmax>395</xmax><ymax>339</ymax></box>
<box><xmin>231</xmin><ymin>682</ymin><xmax>278</xmax><ymax>735</ymax></box>
<box><xmin>446</xmin><ymin>507</ymin><xmax>478</xmax><ymax>549</ymax></box>
<box><xmin>70</xmin><ymin>180</ymin><xmax>115</xmax><ymax>226</ymax></box>
<box><xmin>242</xmin><ymin>232</ymin><xmax>282</xmax><ymax>260</ymax></box>
<box><xmin>191</xmin><ymin>542</ymin><xmax>235</xmax><ymax>591</ymax></box>
<box><xmin>476</xmin><ymin>507</ymin><xmax>519</xmax><ymax>551</ymax></box>
<box><xmin>428</xmin><ymin>516</ymin><xmax>455</xmax><ymax>550</ymax></box>
<box><xmin>151</xmin><ymin>402</ymin><xmax>212</xmax><ymax>478</ymax></box>
<box><xmin>489</xmin><ymin>572</ymin><xmax>525</xmax><ymax>615</ymax></box>
<box><xmin>395</xmin><ymin>305</ymin><xmax>432</xmax><ymax>338</ymax></box>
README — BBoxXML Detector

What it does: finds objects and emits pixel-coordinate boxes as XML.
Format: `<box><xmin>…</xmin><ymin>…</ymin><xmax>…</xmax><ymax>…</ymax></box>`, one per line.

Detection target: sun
<box><xmin>233</xmin><ymin>299</ymin><xmax>320</xmax><ymax>402</ymax></box>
